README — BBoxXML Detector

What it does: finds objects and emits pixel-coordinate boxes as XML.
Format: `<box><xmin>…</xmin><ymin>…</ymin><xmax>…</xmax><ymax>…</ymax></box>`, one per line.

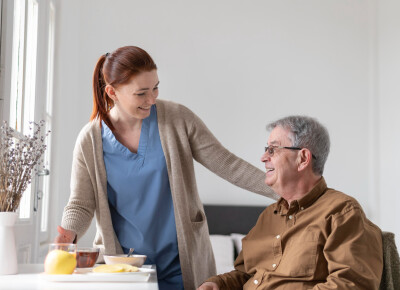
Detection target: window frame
<box><xmin>0</xmin><ymin>0</ymin><xmax>56</xmax><ymax>261</ymax></box>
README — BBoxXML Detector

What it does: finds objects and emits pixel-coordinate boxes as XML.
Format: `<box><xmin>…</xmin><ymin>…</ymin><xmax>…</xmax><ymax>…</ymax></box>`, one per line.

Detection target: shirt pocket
<box><xmin>279</xmin><ymin>230</ymin><xmax>320</xmax><ymax>277</ymax></box>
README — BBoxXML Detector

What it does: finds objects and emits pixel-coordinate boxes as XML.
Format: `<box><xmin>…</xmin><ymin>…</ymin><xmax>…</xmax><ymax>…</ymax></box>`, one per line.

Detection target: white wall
<box><xmin>377</xmin><ymin>0</ymin><xmax>400</xmax><ymax>246</ymax></box>
<box><xmin>50</xmin><ymin>0</ymin><xmax>400</xmax><ymax>246</ymax></box>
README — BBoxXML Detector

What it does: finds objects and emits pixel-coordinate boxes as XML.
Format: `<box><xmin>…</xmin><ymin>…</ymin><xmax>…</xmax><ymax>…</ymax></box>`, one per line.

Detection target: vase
<box><xmin>0</xmin><ymin>212</ymin><xmax>18</xmax><ymax>275</ymax></box>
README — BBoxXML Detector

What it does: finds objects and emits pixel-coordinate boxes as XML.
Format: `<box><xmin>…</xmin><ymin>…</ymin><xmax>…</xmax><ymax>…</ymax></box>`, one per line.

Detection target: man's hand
<box><xmin>54</xmin><ymin>226</ymin><xmax>76</xmax><ymax>243</ymax></box>
<box><xmin>197</xmin><ymin>282</ymin><xmax>219</xmax><ymax>290</ymax></box>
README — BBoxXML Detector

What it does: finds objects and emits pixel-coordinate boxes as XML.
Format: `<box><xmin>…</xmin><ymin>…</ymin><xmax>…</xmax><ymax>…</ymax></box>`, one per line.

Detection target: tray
<box><xmin>40</xmin><ymin>267</ymin><xmax>155</xmax><ymax>282</ymax></box>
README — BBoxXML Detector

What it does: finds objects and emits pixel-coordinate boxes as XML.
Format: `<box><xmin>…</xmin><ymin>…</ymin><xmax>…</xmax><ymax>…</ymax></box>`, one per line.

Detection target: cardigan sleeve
<box><xmin>61</xmin><ymin>129</ymin><xmax>97</xmax><ymax>241</ymax></box>
<box><xmin>187</xmin><ymin>109</ymin><xmax>279</xmax><ymax>200</ymax></box>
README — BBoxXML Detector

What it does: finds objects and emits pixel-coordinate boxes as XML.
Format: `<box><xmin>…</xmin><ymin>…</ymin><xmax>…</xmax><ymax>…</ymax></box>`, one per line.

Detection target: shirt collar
<box><xmin>275</xmin><ymin>177</ymin><xmax>328</xmax><ymax>214</ymax></box>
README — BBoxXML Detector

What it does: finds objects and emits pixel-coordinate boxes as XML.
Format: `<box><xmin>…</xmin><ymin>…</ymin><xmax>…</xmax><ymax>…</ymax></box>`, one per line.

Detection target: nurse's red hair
<box><xmin>91</xmin><ymin>46</ymin><xmax>157</xmax><ymax>131</ymax></box>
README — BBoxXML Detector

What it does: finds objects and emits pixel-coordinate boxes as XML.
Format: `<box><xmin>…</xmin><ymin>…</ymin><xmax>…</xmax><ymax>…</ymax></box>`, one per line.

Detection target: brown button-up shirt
<box><xmin>206</xmin><ymin>178</ymin><xmax>383</xmax><ymax>289</ymax></box>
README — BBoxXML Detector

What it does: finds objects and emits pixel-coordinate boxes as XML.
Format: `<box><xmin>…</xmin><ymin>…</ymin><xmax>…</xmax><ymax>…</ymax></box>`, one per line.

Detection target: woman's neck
<box><xmin>109</xmin><ymin>107</ymin><xmax>142</xmax><ymax>133</ymax></box>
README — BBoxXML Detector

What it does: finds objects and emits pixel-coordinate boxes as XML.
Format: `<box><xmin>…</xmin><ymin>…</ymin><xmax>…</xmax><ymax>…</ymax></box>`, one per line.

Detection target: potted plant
<box><xmin>0</xmin><ymin>121</ymin><xmax>49</xmax><ymax>274</ymax></box>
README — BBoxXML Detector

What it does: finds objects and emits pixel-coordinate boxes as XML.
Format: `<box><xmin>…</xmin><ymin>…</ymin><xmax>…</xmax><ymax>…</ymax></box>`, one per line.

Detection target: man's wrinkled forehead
<box><xmin>267</xmin><ymin>126</ymin><xmax>293</xmax><ymax>145</ymax></box>
<box><xmin>268</xmin><ymin>140</ymin><xmax>281</xmax><ymax>146</ymax></box>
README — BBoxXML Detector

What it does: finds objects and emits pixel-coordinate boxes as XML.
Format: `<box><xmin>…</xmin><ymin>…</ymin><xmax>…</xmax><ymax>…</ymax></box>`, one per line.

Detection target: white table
<box><xmin>0</xmin><ymin>264</ymin><xmax>159</xmax><ymax>290</ymax></box>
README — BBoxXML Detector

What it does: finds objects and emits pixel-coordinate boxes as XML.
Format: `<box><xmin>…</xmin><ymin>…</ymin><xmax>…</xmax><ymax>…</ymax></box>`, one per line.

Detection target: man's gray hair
<box><xmin>267</xmin><ymin>115</ymin><xmax>330</xmax><ymax>175</ymax></box>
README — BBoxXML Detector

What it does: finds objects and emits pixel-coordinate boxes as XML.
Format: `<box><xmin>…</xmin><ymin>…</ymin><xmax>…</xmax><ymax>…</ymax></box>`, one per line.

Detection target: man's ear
<box><xmin>105</xmin><ymin>85</ymin><xmax>118</xmax><ymax>102</ymax></box>
<box><xmin>297</xmin><ymin>149</ymin><xmax>312</xmax><ymax>172</ymax></box>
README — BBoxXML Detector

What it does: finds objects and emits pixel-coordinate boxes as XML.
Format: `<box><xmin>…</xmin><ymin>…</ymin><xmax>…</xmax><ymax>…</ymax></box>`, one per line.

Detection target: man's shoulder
<box><xmin>323</xmin><ymin>188</ymin><xmax>381</xmax><ymax>233</ymax></box>
<box><xmin>324</xmin><ymin>188</ymin><xmax>360</xmax><ymax>204</ymax></box>
<box><xmin>320</xmin><ymin>188</ymin><xmax>375</xmax><ymax>222</ymax></box>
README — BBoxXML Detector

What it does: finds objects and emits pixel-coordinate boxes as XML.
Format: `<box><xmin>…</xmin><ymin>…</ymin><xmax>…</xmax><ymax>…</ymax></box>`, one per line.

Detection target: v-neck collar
<box><xmin>101</xmin><ymin>112</ymin><xmax>151</xmax><ymax>158</ymax></box>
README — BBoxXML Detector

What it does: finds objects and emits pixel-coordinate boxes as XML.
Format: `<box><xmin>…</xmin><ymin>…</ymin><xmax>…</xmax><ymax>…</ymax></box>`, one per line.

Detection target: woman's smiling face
<box><xmin>107</xmin><ymin>70</ymin><xmax>159</xmax><ymax>120</ymax></box>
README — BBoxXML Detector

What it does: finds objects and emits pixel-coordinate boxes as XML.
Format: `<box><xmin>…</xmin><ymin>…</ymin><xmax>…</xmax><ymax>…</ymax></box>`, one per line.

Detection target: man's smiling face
<box><xmin>261</xmin><ymin>126</ymin><xmax>300</xmax><ymax>195</ymax></box>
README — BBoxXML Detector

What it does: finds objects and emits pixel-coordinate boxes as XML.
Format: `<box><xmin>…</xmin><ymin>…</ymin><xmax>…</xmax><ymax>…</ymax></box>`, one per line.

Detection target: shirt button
<box><xmin>272</xmin><ymin>263</ymin><xmax>277</xmax><ymax>268</ymax></box>
<box><xmin>300</xmin><ymin>207</ymin><xmax>304</xmax><ymax>210</ymax></box>
<box><xmin>276</xmin><ymin>235</ymin><xmax>280</xmax><ymax>239</ymax></box>
<box><xmin>254</xmin><ymin>279</ymin><xmax>259</xmax><ymax>285</ymax></box>
<box><xmin>288</xmin><ymin>215</ymin><xmax>293</xmax><ymax>220</ymax></box>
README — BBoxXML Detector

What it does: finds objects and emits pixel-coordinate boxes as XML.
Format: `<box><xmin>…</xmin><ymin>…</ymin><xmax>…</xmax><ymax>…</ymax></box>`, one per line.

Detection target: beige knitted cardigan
<box><xmin>61</xmin><ymin>99</ymin><xmax>278</xmax><ymax>289</ymax></box>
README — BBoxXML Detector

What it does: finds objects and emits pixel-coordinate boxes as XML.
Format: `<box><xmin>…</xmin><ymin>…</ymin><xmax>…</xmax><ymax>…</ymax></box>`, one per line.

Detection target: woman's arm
<box><xmin>188</xmin><ymin>110</ymin><xmax>279</xmax><ymax>200</ymax></box>
<box><xmin>59</xmin><ymin>134</ymin><xmax>97</xmax><ymax>241</ymax></box>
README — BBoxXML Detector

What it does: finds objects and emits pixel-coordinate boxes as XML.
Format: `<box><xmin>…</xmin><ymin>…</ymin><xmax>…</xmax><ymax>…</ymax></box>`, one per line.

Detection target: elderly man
<box><xmin>198</xmin><ymin>116</ymin><xmax>383</xmax><ymax>289</ymax></box>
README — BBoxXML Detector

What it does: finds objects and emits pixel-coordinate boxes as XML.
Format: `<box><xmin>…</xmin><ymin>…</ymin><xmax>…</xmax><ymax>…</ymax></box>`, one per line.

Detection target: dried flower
<box><xmin>0</xmin><ymin>121</ymin><xmax>50</xmax><ymax>212</ymax></box>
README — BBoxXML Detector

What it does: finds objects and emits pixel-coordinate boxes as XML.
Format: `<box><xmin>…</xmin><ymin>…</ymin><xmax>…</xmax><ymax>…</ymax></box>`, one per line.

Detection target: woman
<box><xmin>55</xmin><ymin>46</ymin><xmax>278</xmax><ymax>290</ymax></box>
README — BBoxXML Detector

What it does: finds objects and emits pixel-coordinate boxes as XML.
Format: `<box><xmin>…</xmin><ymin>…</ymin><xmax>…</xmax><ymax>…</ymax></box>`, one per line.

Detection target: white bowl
<box><xmin>103</xmin><ymin>254</ymin><xmax>147</xmax><ymax>267</ymax></box>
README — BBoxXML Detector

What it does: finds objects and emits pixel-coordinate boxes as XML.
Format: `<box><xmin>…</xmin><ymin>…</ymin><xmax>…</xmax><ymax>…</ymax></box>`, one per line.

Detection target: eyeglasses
<box><xmin>264</xmin><ymin>145</ymin><xmax>317</xmax><ymax>160</ymax></box>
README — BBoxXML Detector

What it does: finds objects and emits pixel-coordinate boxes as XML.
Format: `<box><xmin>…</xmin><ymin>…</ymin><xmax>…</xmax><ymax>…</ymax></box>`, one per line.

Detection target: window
<box><xmin>9</xmin><ymin>0</ymin><xmax>25</xmax><ymax>132</ymax></box>
<box><xmin>10</xmin><ymin>0</ymin><xmax>40</xmax><ymax>219</ymax></box>
<box><xmin>40</xmin><ymin>1</ymin><xmax>55</xmax><ymax>235</ymax></box>
<box><xmin>1</xmin><ymin>0</ymin><xmax>55</xmax><ymax>258</ymax></box>
<box><xmin>0</xmin><ymin>0</ymin><xmax>4</xmax><ymax>121</ymax></box>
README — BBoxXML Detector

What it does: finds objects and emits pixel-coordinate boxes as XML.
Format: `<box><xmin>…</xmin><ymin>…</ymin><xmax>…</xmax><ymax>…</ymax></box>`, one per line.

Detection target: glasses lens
<box><xmin>269</xmin><ymin>147</ymin><xmax>274</xmax><ymax>155</ymax></box>
<box><xmin>265</xmin><ymin>146</ymin><xmax>274</xmax><ymax>156</ymax></box>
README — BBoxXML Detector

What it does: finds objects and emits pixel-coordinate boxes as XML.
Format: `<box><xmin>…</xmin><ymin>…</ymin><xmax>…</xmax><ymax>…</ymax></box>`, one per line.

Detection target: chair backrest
<box><xmin>379</xmin><ymin>231</ymin><xmax>400</xmax><ymax>290</ymax></box>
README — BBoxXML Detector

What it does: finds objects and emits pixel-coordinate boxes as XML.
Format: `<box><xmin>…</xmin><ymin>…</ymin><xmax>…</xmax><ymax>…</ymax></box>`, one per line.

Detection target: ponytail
<box><xmin>90</xmin><ymin>55</ymin><xmax>115</xmax><ymax>130</ymax></box>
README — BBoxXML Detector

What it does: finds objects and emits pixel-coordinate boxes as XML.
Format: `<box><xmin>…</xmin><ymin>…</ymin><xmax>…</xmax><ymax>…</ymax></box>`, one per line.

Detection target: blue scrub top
<box><xmin>102</xmin><ymin>105</ymin><xmax>183</xmax><ymax>289</ymax></box>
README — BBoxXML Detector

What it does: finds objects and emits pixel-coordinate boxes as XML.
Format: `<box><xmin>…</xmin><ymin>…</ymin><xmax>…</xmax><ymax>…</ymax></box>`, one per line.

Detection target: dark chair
<box><xmin>379</xmin><ymin>231</ymin><xmax>400</xmax><ymax>290</ymax></box>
